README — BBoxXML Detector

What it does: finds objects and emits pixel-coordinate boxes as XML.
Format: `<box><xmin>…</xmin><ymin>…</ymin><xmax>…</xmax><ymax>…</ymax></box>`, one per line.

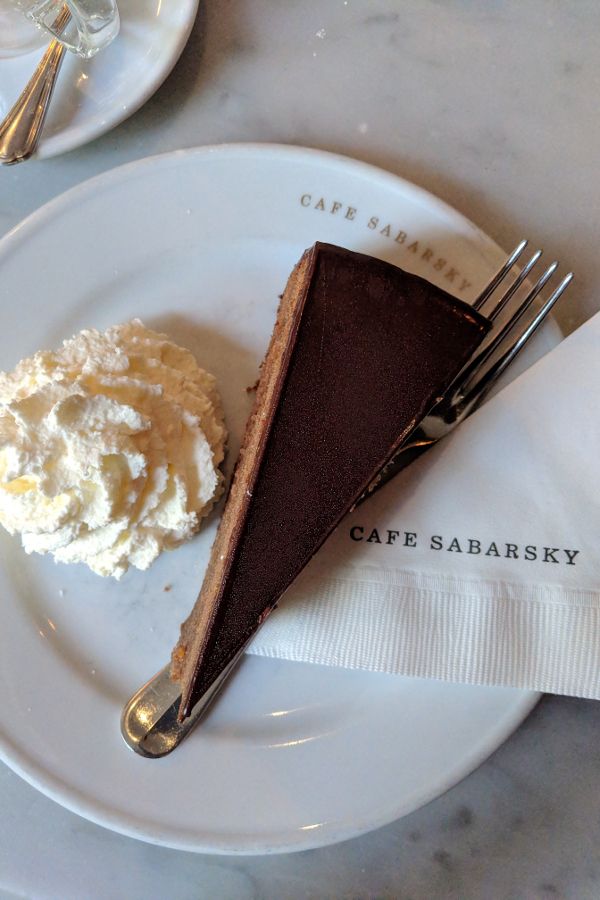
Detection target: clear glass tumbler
<box><xmin>4</xmin><ymin>0</ymin><xmax>120</xmax><ymax>58</ymax></box>
<box><xmin>0</xmin><ymin>5</ymin><xmax>46</xmax><ymax>57</ymax></box>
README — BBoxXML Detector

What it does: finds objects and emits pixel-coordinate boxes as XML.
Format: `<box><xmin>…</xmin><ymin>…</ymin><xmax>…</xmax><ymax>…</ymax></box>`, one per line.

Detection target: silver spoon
<box><xmin>0</xmin><ymin>5</ymin><xmax>71</xmax><ymax>165</ymax></box>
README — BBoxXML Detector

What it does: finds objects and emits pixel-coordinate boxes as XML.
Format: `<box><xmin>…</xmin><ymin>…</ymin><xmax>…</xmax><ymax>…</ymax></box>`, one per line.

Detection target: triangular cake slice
<box><xmin>171</xmin><ymin>243</ymin><xmax>491</xmax><ymax>719</ymax></box>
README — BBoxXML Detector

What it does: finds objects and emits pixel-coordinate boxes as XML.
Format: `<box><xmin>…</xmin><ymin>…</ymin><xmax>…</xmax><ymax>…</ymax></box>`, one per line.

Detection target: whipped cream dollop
<box><xmin>0</xmin><ymin>320</ymin><xmax>227</xmax><ymax>578</ymax></box>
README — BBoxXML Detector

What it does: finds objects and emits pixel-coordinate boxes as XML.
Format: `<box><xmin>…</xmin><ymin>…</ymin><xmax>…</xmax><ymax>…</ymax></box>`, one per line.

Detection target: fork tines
<box><xmin>458</xmin><ymin>241</ymin><xmax>574</xmax><ymax>408</ymax></box>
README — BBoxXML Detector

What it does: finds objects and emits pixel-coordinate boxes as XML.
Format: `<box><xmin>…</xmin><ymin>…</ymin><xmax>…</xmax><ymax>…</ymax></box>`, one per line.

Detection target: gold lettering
<box><xmin>331</xmin><ymin>201</ymin><xmax>342</xmax><ymax>215</ymax></box>
<box><xmin>444</xmin><ymin>267</ymin><xmax>458</xmax><ymax>282</ymax></box>
<box><xmin>345</xmin><ymin>206</ymin><xmax>357</xmax><ymax>220</ymax></box>
<box><xmin>421</xmin><ymin>247</ymin><xmax>434</xmax><ymax>262</ymax></box>
<box><xmin>394</xmin><ymin>230</ymin><xmax>407</xmax><ymax>244</ymax></box>
<box><xmin>300</xmin><ymin>194</ymin><xmax>311</xmax><ymax>207</ymax></box>
<box><xmin>367</xmin><ymin>216</ymin><xmax>379</xmax><ymax>230</ymax></box>
<box><xmin>380</xmin><ymin>224</ymin><xmax>392</xmax><ymax>237</ymax></box>
<box><xmin>406</xmin><ymin>241</ymin><xmax>419</xmax><ymax>253</ymax></box>
<box><xmin>434</xmin><ymin>258</ymin><xmax>446</xmax><ymax>271</ymax></box>
<box><xmin>315</xmin><ymin>198</ymin><xmax>326</xmax><ymax>211</ymax></box>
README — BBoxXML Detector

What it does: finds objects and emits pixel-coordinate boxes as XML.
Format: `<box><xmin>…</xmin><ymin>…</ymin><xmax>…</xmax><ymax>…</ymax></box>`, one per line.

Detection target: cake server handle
<box><xmin>121</xmin><ymin>643</ymin><xmax>249</xmax><ymax>757</ymax></box>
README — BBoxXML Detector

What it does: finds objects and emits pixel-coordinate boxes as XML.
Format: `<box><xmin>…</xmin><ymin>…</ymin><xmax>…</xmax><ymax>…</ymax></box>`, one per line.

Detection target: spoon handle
<box><xmin>0</xmin><ymin>8</ymin><xmax>71</xmax><ymax>165</ymax></box>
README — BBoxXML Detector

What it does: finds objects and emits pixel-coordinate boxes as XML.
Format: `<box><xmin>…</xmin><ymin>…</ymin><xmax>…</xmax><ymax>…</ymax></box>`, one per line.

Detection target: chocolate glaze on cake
<box><xmin>171</xmin><ymin>243</ymin><xmax>491</xmax><ymax>720</ymax></box>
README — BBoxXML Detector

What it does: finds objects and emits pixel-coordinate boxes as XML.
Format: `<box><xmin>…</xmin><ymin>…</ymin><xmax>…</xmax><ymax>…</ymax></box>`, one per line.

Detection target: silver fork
<box><xmin>362</xmin><ymin>240</ymin><xmax>574</xmax><ymax>498</ymax></box>
<box><xmin>121</xmin><ymin>240</ymin><xmax>574</xmax><ymax>758</ymax></box>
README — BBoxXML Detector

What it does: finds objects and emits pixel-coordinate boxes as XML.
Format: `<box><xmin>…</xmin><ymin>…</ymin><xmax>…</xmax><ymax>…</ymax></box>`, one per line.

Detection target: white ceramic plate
<box><xmin>0</xmin><ymin>145</ymin><xmax>552</xmax><ymax>855</ymax></box>
<box><xmin>0</xmin><ymin>0</ymin><xmax>199</xmax><ymax>159</ymax></box>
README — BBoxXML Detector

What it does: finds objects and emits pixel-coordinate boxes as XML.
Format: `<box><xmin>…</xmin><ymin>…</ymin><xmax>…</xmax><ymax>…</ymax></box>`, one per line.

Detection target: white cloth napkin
<box><xmin>247</xmin><ymin>312</ymin><xmax>600</xmax><ymax>699</ymax></box>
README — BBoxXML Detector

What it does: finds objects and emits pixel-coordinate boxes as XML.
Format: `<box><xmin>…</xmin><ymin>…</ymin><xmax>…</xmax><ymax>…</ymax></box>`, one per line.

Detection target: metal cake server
<box><xmin>121</xmin><ymin>241</ymin><xmax>573</xmax><ymax>757</ymax></box>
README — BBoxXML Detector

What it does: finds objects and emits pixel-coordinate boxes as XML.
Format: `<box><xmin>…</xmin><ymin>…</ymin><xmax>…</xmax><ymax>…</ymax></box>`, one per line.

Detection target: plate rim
<box><xmin>0</xmin><ymin>142</ymin><xmax>506</xmax><ymax>254</ymax></box>
<box><xmin>0</xmin><ymin>671</ymin><xmax>540</xmax><ymax>854</ymax></box>
<box><xmin>0</xmin><ymin>143</ymin><xmax>542</xmax><ymax>854</ymax></box>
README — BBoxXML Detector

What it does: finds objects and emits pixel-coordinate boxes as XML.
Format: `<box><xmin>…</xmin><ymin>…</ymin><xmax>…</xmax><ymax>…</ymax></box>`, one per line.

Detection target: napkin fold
<box><xmin>247</xmin><ymin>312</ymin><xmax>600</xmax><ymax>699</ymax></box>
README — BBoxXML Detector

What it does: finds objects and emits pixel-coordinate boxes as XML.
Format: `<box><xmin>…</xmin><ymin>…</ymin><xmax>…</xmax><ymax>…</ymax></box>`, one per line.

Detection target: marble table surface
<box><xmin>1</xmin><ymin>2</ymin><xmax>599</xmax><ymax>898</ymax></box>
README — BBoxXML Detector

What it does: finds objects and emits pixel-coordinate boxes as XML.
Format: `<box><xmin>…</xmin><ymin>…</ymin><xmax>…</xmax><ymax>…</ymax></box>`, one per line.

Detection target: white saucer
<box><xmin>0</xmin><ymin>145</ymin><xmax>547</xmax><ymax>854</ymax></box>
<box><xmin>0</xmin><ymin>0</ymin><xmax>199</xmax><ymax>159</ymax></box>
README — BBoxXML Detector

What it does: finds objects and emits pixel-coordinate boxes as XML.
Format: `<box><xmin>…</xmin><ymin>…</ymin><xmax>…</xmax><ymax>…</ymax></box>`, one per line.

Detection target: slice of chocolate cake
<box><xmin>171</xmin><ymin>243</ymin><xmax>491</xmax><ymax>720</ymax></box>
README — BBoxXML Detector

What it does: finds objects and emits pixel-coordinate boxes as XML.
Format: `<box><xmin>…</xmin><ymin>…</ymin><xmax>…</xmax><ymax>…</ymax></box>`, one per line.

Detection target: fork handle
<box><xmin>358</xmin><ymin>439</ymin><xmax>433</xmax><ymax>504</ymax></box>
<box><xmin>0</xmin><ymin>37</ymin><xmax>66</xmax><ymax>165</ymax></box>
